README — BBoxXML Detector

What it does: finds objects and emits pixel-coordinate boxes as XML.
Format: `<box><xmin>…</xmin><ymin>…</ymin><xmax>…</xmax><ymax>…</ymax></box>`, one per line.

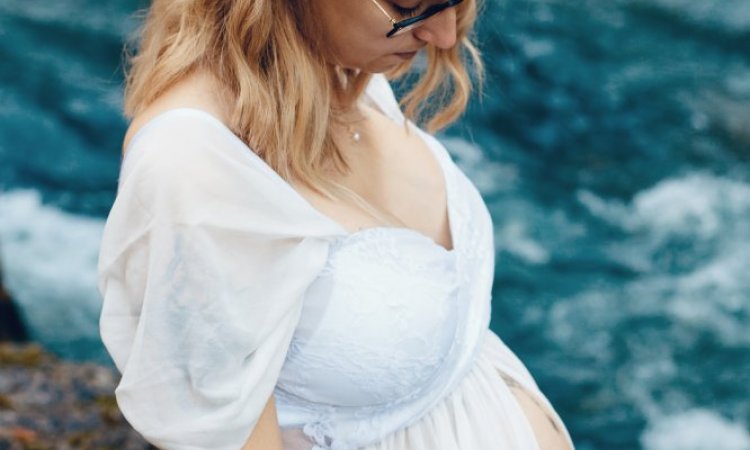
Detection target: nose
<box><xmin>412</xmin><ymin>8</ymin><xmax>458</xmax><ymax>49</ymax></box>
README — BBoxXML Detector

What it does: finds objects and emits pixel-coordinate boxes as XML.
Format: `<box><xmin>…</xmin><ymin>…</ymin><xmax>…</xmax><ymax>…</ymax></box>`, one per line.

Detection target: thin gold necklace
<box><xmin>340</xmin><ymin>105</ymin><xmax>367</xmax><ymax>143</ymax></box>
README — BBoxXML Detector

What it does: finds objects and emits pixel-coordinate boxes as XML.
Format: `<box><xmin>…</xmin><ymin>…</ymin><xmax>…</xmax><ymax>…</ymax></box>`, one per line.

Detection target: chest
<box><xmin>293</xmin><ymin>106</ymin><xmax>454</xmax><ymax>252</ymax></box>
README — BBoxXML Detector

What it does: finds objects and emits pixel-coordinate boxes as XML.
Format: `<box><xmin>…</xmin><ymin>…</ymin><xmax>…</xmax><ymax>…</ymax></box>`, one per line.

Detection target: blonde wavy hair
<box><xmin>124</xmin><ymin>0</ymin><xmax>483</xmax><ymax>227</ymax></box>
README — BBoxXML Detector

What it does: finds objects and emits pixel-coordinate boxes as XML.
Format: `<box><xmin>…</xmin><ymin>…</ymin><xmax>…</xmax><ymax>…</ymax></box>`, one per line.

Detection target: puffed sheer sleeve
<box><xmin>97</xmin><ymin>110</ymin><xmax>344</xmax><ymax>450</ymax></box>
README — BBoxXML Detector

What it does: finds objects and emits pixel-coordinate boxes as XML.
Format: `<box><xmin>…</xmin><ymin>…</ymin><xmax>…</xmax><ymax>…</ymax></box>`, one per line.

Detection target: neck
<box><xmin>332</xmin><ymin>101</ymin><xmax>368</xmax><ymax>143</ymax></box>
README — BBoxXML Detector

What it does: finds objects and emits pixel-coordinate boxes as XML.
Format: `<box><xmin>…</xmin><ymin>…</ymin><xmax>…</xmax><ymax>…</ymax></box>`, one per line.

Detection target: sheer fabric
<box><xmin>98</xmin><ymin>74</ymin><xmax>574</xmax><ymax>450</ymax></box>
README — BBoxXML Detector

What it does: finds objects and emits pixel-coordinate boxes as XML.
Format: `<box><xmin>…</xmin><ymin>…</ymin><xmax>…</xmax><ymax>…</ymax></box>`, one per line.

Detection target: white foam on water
<box><xmin>552</xmin><ymin>172</ymin><xmax>750</xmax><ymax>433</ymax></box>
<box><xmin>440</xmin><ymin>136</ymin><xmax>520</xmax><ymax>196</ymax></box>
<box><xmin>631</xmin><ymin>176</ymin><xmax>728</xmax><ymax>238</ymax></box>
<box><xmin>575</xmin><ymin>174</ymin><xmax>750</xmax><ymax>338</ymax></box>
<box><xmin>441</xmin><ymin>136</ymin><xmax>558</xmax><ymax>265</ymax></box>
<box><xmin>641</xmin><ymin>409</ymin><xmax>750</xmax><ymax>450</ymax></box>
<box><xmin>668</xmin><ymin>246</ymin><xmax>750</xmax><ymax>346</ymax></box>
<box><xmin>578</xmin><ymin>172</ymin><xmax>750</xmax><ymax>240</ymax></box>
<box><xmin>0</xmin><ymin>189</ymin><xmax>105</xmax><ymax>360</ymax></box>
<box><xmin>495</xmin><ymin>219</ymin><xmax>551</xmax><ymax>265</ymax></box>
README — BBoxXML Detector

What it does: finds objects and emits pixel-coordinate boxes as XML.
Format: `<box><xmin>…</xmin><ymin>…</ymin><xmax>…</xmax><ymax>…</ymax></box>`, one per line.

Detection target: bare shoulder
<box><xmin>122</xmin><ymin>70</ymin><xmax>232</xmax><ymax>156</ymax></box>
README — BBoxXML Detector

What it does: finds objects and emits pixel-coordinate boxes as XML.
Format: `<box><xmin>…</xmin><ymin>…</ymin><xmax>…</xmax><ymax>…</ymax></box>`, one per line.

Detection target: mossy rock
<box><xmin>0</xmin><ymin>343</ymin><xmax>49</xmax><ymax>367</ymax></box>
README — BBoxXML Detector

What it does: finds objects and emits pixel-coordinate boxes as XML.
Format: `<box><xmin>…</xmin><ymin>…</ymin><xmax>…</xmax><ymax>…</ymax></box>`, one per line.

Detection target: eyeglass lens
<box><xmin>386</xmin><ymin>0</ymin><xmax>463</xmax><ymax>38</ymax></box>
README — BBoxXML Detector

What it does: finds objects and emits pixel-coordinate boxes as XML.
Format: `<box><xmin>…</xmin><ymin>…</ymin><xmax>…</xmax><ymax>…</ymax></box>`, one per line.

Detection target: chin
<box><xmin>359</xmin><ymin>57</ymin><xmax>411</xmax><ymax>74</ymax></box>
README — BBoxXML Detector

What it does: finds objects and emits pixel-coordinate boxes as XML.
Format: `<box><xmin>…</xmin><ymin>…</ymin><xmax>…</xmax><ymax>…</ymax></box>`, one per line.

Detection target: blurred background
<box><xmin>1</xmin><ymin>0</ymin><xmax>749</xmax><ymax>449</ymax></box>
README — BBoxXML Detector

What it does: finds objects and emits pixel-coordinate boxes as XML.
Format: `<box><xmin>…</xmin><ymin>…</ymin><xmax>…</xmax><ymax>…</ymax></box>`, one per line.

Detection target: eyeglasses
<box><xmin>368</xmin><ymin>0</ymin><xmax>464</xmax><ymax>38</ymax></box>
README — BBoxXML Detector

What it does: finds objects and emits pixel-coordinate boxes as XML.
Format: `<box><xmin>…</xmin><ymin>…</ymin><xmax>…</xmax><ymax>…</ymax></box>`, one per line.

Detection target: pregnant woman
<box><xmin>98</xmin><ymin>0</ymin><xmax>576</xmax><ymax>449</ymax></box>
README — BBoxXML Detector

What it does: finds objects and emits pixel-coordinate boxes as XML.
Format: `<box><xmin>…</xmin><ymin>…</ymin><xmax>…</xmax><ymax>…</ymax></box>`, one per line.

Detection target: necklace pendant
<box><xmin>351</xmin><ymin>130</ymin><xmax>361</xmax><ymax>142</ymax></box>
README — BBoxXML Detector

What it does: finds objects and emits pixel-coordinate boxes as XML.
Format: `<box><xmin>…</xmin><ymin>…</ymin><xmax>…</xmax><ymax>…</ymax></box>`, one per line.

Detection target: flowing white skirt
<box><xmin>282</xmin><ymin>331</ymin><xmax>575</xmax><ymax>450</ymax></box>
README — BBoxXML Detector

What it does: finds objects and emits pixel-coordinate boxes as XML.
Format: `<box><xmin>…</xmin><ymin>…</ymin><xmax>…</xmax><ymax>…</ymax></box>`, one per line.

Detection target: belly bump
<box><xmin>499</xmin><ymin>371</ymin><xmax>573</xmax><ymax>450</ymax></box>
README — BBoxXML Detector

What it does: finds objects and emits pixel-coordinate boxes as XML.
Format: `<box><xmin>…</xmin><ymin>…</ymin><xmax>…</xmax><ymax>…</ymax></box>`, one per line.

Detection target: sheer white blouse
<box><xmin>98</xmin><ymin>74</ymin><xmax>575</xmax><ymax>450</ymax></box>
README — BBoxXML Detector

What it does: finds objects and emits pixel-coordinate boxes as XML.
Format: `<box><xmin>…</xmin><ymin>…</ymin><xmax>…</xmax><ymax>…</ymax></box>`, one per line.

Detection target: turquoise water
<box><xmin>1</xmin><ymin>1</ymin><xmax>749</xmax><ymax>449</ymax></box>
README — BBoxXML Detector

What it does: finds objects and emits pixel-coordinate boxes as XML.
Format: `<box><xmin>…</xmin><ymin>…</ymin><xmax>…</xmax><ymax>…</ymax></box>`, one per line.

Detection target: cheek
<box><xmin>331</xmin><ymin>28</ymin><xmax>391</xmax><ymax>69</ymax></box>
<box><xmin>313</xmin><ymin>0</ymin><xmax>393</xmax><ymax>69</ymax></box>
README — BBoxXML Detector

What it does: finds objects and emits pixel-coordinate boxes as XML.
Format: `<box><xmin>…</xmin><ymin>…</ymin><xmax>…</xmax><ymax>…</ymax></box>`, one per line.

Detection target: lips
<box><xmin>395</xmin><ymin>51</ymin><xmax>418</xmax><ymax>60</ymax></box>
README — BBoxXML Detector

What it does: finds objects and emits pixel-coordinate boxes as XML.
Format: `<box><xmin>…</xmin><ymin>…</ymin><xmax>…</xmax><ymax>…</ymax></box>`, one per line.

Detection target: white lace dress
<box><xmin>98</xmin><ymin>74</ymin><xmax>575</xmax><ymax>450</ymax></box>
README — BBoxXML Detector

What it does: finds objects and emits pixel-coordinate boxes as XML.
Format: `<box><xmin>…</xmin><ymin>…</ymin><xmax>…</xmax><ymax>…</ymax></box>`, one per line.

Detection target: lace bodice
<box><xmin>277</xmin><ymin>228</ymin><xmax>459</xmax><ymax>408</ymax></box>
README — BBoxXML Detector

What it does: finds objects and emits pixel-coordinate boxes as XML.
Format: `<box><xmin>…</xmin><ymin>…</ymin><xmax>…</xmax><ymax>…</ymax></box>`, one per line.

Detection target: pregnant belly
<box><xmin>278</xmin><ymin>374</ymin><xmax>576</xmax><ymax>450</ymax></box>
<box><xmin>501</xmin><ymin>372</ymin><xmax>574</xmax><ymax>450</ymax></box>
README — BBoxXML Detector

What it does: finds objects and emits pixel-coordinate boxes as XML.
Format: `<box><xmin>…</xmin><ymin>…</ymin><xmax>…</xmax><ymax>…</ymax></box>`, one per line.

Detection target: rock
<box><xmin>0</xmin><ymin>249</ymin><xmax>29</xmax><ymax>343</ymax></box>
<box><xmin>0</xmin><ymin>343</ymin><xmax>156</xmax><ymax>450</ymax></box>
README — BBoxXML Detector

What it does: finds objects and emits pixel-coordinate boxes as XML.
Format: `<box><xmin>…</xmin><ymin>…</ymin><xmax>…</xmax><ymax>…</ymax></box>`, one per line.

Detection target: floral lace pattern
<box><xmin>277</xmin><ymin>228</ymin><xmax>459</xmax><ymax>407</ymax></box>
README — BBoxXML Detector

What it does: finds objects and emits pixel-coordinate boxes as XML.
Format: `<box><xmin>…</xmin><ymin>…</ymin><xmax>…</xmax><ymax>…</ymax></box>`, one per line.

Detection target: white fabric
<box><xmin>98</xmin><ymin>74</ymin><xmax>575</xmax><ymax>450</ymax></box>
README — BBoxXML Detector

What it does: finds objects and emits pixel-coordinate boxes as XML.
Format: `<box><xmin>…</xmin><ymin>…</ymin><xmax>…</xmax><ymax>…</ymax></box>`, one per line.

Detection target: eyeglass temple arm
<box><xmin>368</xmin><ymin>0</ymin><xmax>398</xmax><ymax>24</ymax></box>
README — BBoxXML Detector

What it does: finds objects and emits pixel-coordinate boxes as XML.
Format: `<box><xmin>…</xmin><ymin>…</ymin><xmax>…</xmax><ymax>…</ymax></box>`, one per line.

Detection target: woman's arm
<box><xmin>241</xmin><ymin>395</ymin><xmax>284</xmax><ymax>450</ymax></box>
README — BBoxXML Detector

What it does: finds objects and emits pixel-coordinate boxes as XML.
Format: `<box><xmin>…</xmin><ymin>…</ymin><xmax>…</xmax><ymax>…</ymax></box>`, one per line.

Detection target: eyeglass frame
<box><xmin>367</xmin><ymin>0</ymin><xmax>464</xmax><ymax>38</ymax></box>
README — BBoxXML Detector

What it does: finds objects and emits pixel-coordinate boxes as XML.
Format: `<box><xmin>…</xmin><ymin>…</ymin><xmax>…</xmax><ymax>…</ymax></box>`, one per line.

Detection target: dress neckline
<box><xmin>122</xmin><ymin>107</ymin><xmax>457</xmax><ymax>255</ymax></box>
